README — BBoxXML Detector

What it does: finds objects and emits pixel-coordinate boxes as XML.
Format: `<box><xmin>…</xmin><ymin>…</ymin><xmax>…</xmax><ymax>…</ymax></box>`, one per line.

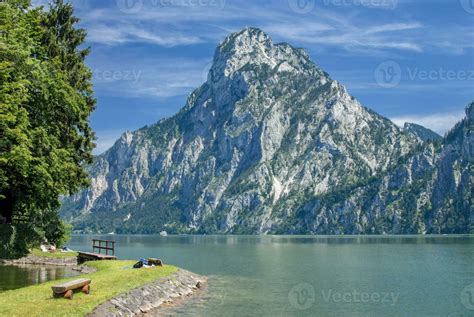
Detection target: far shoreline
<box><xmin>69</xmin><ymin>233</ymin><xmax>474</xmax><ymax>237</ymax></box>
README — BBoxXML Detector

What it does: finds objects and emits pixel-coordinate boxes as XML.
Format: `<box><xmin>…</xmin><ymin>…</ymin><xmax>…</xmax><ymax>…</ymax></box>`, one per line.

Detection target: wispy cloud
<box><xmin>69</xmin><ymin>0</ymin><xmax>473</xmax><ymax>142</ymax></box>
<box><xmin>91</xmin><ymin>57</ymin><xmax>211</xmax><ymax>98</ymax></box>
<box><xmin>364</xmin><ymin>22</ymin><xmax>422</xmax><ymax>34</ymax></box>
<box><xmin>391</xmin><ymin>110</ymin><xmax>465</xmax><ymax>135</ymax></box>
<box><xmin>87</xmin><ymin>24</ymin><xmax>203</xmax><ymax>46</ymax></box>
<box><xmin>78</xmin><ymin>2</ymin><xmax>427</xmax><ymax>53</ymax></box>
<box><xmin>264</xmin><ymin>19</ymin><xmax>423</xmax><ymax>52</ymax></box>
<box><xmin>75</xmin><ymin>0</ymin><xmax>474</xmax><ymax>58</ymax></box>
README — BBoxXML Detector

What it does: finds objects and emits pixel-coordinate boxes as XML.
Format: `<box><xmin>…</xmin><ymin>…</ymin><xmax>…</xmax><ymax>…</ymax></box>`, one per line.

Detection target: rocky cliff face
<box><xmin>294</xmin><ymin>103</ymin><xmax>473</xmax><ymax>234</ymax></box>
<box><xmin>60</xmin><ymin>28</ymin><xmax>473</xmax><ymax>234</ymax></box>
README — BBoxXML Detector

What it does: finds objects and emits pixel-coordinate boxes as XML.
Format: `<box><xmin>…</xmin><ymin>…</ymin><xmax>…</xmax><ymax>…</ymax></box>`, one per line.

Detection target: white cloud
<box><xmin>78</xmin><ymin>3</ymin><xmax>427</xmax><ymax>53</ymax></box>
<box><xmin>391</xmin><ymin>110</ymin><xmax>465</xmax><ymax>135</ymax></box>
<box><xmin>72</xmin><ymin>0</ymin><xmax>474</xmax><ymax>58</ymax></box>
<box><xmin>91</xmin><ymin>57</ymin><xmax>211</xmax><ymax>98</ymax></box>
<box><xmin>264</xmin><ymin>18</ymin><xmax>423</xmax><ymax>52</ymax></box>
<box><xmin>87</xmin><ymin>24</ymin><xmax>202</xmax><ymax>46</ymax></box>
<box><xmin>93</xmin><ymin>130</ymin><xmax>125</xmax><ymax>155</ymax></box>
<box><xmin>364</xmin><ymin>22</ymin><xmax>423</xmax><ymax>34</ymax></box>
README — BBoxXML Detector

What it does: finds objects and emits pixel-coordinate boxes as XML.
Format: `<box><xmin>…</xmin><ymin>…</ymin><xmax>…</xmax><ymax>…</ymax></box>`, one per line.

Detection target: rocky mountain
<box><xmin>60</xmin><ymin>27</ymin><xmax>473</xmax><ymax>234</ymax></box>
<box><xmin>295</xmin><ymin>103</ymin><xmax>473</xmax><ymax>234</ymax></box>
<box><xmin>404</xmin><ymin>122</ymin><xmax>442</xmax><ymax>142</ymax></box>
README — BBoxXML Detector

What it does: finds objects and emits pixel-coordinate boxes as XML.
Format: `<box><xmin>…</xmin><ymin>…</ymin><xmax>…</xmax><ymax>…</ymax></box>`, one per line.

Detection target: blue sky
<box><xmin>41</xmin><ymin>0</ymin><xmax>474</xmax><ymax>153</ymax></box>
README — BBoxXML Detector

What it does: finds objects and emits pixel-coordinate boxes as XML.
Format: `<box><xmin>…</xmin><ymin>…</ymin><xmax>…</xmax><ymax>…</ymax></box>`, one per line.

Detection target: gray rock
<box><xmin>61</xmin><ymin>28</ymin><xmax>472</xmax><ymax>235</ymax></box>
<box><xmin>1</xmin><ymin>254</ymin><xmax>78</xmax><ymax>266</ymax></box>
<box><xmin>88</xmin><ymin>269</ymin><xmax>207</xmax><ymax>317</ymax></box>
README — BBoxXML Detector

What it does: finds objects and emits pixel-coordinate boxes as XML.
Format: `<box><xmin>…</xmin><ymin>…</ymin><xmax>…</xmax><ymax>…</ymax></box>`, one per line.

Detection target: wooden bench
<box><xmin>52</xmin><ymin>278</ymin><xmax>91</xmax><ymax>299</ymax></box>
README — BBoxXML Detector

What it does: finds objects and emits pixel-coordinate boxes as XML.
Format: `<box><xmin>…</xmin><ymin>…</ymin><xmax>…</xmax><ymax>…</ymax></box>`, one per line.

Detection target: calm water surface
<box><xmin>0</xmin><ymin>264</ymin><xmax>79</xmax><ymax>291</ymax></box>
<box><xmin>66</xmin><ymin>235</ymin><xmax>473</xmax><ymax>316</ymax></box>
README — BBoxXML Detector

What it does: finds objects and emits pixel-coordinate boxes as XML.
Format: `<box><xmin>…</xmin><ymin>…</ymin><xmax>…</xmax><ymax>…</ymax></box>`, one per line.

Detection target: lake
<box><xmin>0</xmin><ymin>264</ymin><xmax>79</xmax><ymax>291</ymax></box>
<box><xmin>63</xmin><ymin>235</ymin><xmax>474</xmax><ymax>316</ymax></box>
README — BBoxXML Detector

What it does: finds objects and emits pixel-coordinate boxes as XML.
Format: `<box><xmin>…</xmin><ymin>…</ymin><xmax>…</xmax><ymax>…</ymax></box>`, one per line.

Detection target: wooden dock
<box><xmin>77</xmin><ymin>239</ymin><xmax>117</xmax><ymax>263</ymax></box>
<box><xmin>77</xmin><ymin>251</ymin><xmax>117</xmax><ymax>263</ymax></box>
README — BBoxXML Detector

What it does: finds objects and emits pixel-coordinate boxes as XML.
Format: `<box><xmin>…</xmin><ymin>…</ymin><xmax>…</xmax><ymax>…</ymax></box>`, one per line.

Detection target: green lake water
<box><xmin>67</xmin><ymin>235</ymin><xmax>474</xmax><ymax>316</ymax></box>
<box><xmin>1</xmin><ymin>235</ymin><xmax>473</xmax><ymax>316</ymax></box>
<box><xmin>0</xmin><ymin>264</ymin><xmax>79</xmax><ymax>291</ymax></box>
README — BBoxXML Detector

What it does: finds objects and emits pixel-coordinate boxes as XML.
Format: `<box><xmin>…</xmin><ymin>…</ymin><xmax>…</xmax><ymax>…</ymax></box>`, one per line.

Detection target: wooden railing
<box><xmin>92</xmin><ymin>239</ymin><xmax>115</xmax><ymax>256</ymax></box>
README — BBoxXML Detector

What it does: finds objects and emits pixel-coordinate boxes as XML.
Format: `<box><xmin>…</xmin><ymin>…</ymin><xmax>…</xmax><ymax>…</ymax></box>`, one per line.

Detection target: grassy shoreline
<box><xmin>30</xmin><ymin>249</ymin><xmax>79</xmax><ymax>258</ymax></box>
<box><xmin>0</xmin><ymin>260</ymin><xmax>177</xmax><ymax>317</ymax></box>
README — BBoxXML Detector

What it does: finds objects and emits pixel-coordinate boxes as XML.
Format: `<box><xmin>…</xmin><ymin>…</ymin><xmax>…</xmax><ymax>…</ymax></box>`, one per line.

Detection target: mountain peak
<box><xmin>219</xmin><ymin>27</ymin><xmax>271</xmax><ymax>51</ymax></box>
<box><xmin>211</xmin><ymin>27</ymin><xmax>274</xmax><ymax>78</ymax></box>
<box><xmin>209</xmin><ymin>27</ymin><xmax>325</xmax><ymax>82</ymax></box>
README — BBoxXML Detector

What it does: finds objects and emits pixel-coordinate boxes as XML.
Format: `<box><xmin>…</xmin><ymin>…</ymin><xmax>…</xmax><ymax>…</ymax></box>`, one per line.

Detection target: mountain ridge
<box><xmin>404</xmin><ymin>122</ymin><xmax>442</xmax><ymax>142</ymax></box>
<box><xmin>60</xmin><ymin>27</ymin><xmax>472</xmax><ymax>234</ymax></box>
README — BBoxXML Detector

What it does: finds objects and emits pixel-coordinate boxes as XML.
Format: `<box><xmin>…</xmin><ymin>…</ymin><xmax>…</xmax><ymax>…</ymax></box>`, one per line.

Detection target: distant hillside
<box><xmin>404</xmin><ymin>122</ymin><xmax>442</xmax><ymax>142</ymax></box>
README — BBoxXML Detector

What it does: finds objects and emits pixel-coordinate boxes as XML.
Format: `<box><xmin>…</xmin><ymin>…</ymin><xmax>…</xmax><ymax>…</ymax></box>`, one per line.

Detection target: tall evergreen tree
<box><xmin>0</xmin><ymin>0</ymin><xmax>95</xmax><ymax>254</ymax></box>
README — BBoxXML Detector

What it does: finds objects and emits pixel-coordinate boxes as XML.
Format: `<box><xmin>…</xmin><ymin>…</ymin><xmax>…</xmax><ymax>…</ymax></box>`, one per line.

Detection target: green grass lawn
<box><xmin>0</xmin><ymin>260</ymin><xmax>177</xmax><ymax>317</ymax></box>
<box><xmin>30</xmin><ymin>248</ymin><xmax>79</xmax><ymax>258</ymax></box>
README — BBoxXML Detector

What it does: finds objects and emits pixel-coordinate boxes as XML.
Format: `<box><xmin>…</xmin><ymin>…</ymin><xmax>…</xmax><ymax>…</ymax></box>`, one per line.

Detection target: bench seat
<box><xmin>52</xmin><ymin>278</ymin><xmax>91</xmax><ymax>299</ymax></box>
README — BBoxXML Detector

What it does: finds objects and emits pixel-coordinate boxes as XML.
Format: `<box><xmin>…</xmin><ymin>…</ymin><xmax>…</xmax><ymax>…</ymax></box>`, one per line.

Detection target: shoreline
<box><xmin>0</xmin><ymin>255</ymin><xmax>207</xmax><ymax>316</ymax></box>
<box><xmin>0</xmin><ymin>254</ymin><xmax>79</xmax><ymax>266</ymax></box>
<box><xmin>88</xmin><ymin>269</ymin><xmax>207</xmax><ymax>316</ymax></box>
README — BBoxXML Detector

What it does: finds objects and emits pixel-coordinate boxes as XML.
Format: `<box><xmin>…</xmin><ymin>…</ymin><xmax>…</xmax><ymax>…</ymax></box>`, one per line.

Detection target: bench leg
<box><xmin>64</xmin><ymin>290</ymin><xmax>73</xmax><ymax>300</ymax></box>
<box><xmin>82</xmin><ymin>284</ymin><xmax>90</xmax><ymax>294</ymax></box>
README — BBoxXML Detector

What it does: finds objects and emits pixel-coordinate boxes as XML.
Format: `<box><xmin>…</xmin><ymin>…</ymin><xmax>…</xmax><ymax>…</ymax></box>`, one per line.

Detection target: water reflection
<box><xmin>0</xmin><ymin>264</ymin><xmax>79</xmax><ymax>291</ymax></box>
<box><xmin>70</xmin><ymin>234</ymin><xmax>473</xmax><ymax>248</ymax></box>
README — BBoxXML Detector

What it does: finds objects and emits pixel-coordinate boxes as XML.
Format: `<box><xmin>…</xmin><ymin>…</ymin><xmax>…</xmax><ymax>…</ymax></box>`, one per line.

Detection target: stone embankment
<box><xmin>0</xmin><ymin>254</ymin><xmax>78</xmax><ymax>266</ymax></box>
<box><xmin>88</xmin><ymin>269</ymin><xmax>207</xmax><ymax>317</ymax></box>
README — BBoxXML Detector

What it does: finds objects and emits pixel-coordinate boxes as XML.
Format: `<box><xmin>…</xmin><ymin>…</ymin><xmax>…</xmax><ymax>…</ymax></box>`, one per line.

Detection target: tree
<box><xmin>0</xmin><ymin>0</ymin><xmax>95</xmax><ymax>254</ymax></box>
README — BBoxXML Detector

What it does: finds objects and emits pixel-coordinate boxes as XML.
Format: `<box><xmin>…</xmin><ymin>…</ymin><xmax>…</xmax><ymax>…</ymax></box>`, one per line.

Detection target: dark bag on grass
<box><xmin>133</xmin><ymin>261</ymin><xmax>143</xmax><ymax>269</ymax></box>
